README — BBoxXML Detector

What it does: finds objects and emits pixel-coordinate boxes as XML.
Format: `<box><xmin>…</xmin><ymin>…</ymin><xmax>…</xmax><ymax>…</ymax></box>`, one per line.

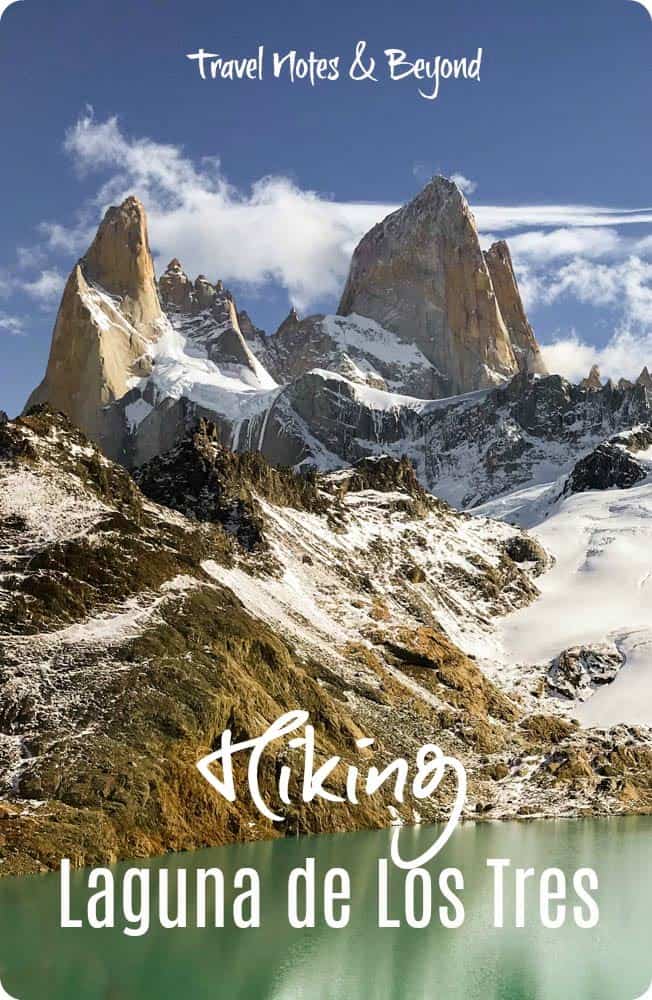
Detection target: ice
<box><xmin>136</xmin><ymin>312</ymin><xmax>280</xmax><ymax>422</ymax></box>
<box><xmin>492</xmin><ymin>472</ymin><xmax>652</xmax><ymax>726</ymax></box>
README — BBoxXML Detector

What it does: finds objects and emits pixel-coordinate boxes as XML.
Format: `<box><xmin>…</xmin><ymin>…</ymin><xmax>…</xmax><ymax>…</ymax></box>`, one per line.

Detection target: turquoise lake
<box><xmin>0</xmin><ymin>817</ymin><xmax>650</xmax><ymax>999</ymax></box>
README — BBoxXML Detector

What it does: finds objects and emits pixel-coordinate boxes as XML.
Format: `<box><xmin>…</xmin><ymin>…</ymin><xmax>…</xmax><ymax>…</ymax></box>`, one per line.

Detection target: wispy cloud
<box><xmin>21</xmin><ymin>269</ymin><xmax>66</xmax><ymax>305</ymax></box>
<box><xmin>473</xmin><ymin>204</ymin><xmax>652</xmax><ymax>231</ymax></box>
<box><xmin>450</xmin><ymin>173</ymin><xmax>477</xmax><ymax>196</ymax></box>
<box><xmin>5</xmin><ymin>110</ymin><xmax>652</xmax><ymax>382</ymax></box>
<box><xmin>0</xmin><ymin>312</ymin><xmax>26</xmax><ymax>336</ymax></box>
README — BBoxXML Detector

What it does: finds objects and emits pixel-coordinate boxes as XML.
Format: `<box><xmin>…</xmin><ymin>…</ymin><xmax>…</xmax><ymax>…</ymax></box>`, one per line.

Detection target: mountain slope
<box><xmin>4</xmin><ymin>408</ymin><xmax>648</xmax><ymax>874</ymax></box>
<box><xmin>477</xmin><ymin>429</ymin><xmax>652</xmax><ymax>731</ymax></box>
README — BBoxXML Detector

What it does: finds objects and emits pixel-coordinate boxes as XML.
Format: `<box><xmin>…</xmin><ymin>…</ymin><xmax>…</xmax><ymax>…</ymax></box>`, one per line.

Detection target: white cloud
<box><xmin>7</xmin><ymin>108</ymin><xmax>652</xmax><ymax>383</ymax></box>
<box><xmin>57</xmin><ymin>113</ymin><xmax>652</xmax><ymax>310</ymax></box>
<box><xmin>450</xmin><ymin>173</ymin><xmax>477</xmax><ymax>196</ymax></box>
<box><xmin>543</xmin><ymin>328</ymin><xmax>652</xmax><ymax>384</ymax></box>
<box><xmin>21</xmin><ymin>269</ymin><xmax>66</xmax><ymax>304</ymax></box>
<box><xmin>38</xmin><ymin>221</ymin><xmax>89</xmax><ymax>256</ymax></box>
<box><xmin>0</xmin><ymin>312</ymin><xmax>26</xmax><ymax>336</ymax></box>
<box><xmin>16</xmin><ymin>245</ymin><xmax>48</xmax><ymax>271</ymax></box>
<box><xmin>542</xmin><ymin>256</ymin><xmax>652</xmax><ymax>323</ymax></box>
<box><xmin>473</xmin><ymin>204</ymin><xmax>652</xmax><ymax>232</ymax></box>
<box><xmin>503</xmin><ymin>227</ymin><xmax>623</xmax><ymax>263</ymax></box>
<box><xmin>61</xmin><ymin>109</ymin><xmax>394</xmax><ymax>311</ymax></box>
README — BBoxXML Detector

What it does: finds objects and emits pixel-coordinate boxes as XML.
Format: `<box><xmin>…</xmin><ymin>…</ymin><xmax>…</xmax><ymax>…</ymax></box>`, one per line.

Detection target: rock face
<box><xmin>547</xmin><ymin>645</ymin><xmax>625</xmax><ymax>701</ymax></box>
<box><xmin>484</xmin><ymin>241</ymin><xmax>548</xmax><ymax>376</ymax></box>
<box><xmin>564</xmin><ymin>442</ymin><xmax>647</xmax><ymax>495</ymax></box>
<box><xmin>158</xmin><ymin>260</ymin><xmax>266</xmax><ymax>377</ymax></box>
<box><xmin>135</xmin><ymin>418</ymin><xmax>326</xmax><ymax>550</ymax></box>
<box><xmin>637</xmin><ymin>366</ymin><xmax>652</xmax><ymax>390</ymax></box>
<box><xmin>337</xmin><ymin>177</ymin><xmax>537</xmax><ymax>397</ymax></box>
<box><xmin>252</xmin><ymin>369</ymin><xmax>652</xmax><ymax>508</ymax></box>
<box><xmin>25</xmin><ymin>184</ymin><xmax>652</xmax><ymax>503</ymax></box>
<box><xmin>25</xmin><ymin>197</ymin><xmax>162</xmax><ymax>449</ymax></box>
<box><xmin>262</xmin><ymin>311</ymin><xmax>445</xmax><ymax>395</ymax></box>
<box><xmin>82</xmin><ymin>196</ymin><xmax>162</xmax><ymax>330</ymax></box>
<box><xmin>580</xmin><ymin>365</ymin><xmax>603</xmax><ymax>392</ymax></box>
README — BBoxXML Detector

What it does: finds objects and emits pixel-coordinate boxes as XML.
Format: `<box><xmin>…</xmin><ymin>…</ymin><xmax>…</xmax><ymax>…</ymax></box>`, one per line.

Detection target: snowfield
<box><xmin>481</xmin><ymin>459</ymin><xmax>652</xmax><ymax>729</ymax></box>
<box><xmin>202</xmin><ymin>486</ymin><xmax>526</xmax><ymax>677</ymax></box>
<box><xmin>128</xmin><ymin>310</ymin><xmax>280</xmax><ymax>429</ymax></box>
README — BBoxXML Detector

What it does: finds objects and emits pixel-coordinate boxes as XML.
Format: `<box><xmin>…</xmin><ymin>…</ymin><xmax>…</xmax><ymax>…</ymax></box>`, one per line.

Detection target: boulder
<box><xmin>547</xmin><ymin>645</ymin><xmax>625</xmax><ymax>701</ymax></box>
<box><xmin>563</xmin><ymin>443</ymin><xmax>647</xmax><ymax>495</ymax></box>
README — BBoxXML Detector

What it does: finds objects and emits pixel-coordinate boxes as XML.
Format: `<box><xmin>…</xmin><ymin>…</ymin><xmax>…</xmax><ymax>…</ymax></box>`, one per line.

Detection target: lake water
<box><xmin>0</xmin><ymin>817</ymin><xmax>650</xmax><ymax>999</ymax></box>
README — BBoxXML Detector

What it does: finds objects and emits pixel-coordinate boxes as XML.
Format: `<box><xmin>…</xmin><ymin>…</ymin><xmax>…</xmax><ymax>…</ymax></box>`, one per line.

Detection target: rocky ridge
<box><xmin>23</xmin><ymin>177</ymin><xmax>553</xmax><ymax>471</ymax></box>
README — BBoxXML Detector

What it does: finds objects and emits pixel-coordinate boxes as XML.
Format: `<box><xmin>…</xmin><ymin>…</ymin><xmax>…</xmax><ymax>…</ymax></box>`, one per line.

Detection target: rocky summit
<box><xmin>26</xmin><ymin>197</ymin><xmax>164</xmax><ymax>452</ymax></box>
<box><xmin>338</xmin><ymin>178</ymin><xmax>546</xmax><ymax>396</ymax></box>
<box><xmin>20</xmin><ymin>178</ymin><xmax>651</xmax><ymax>496</ymax></box>
<box><xmin>23</xmin><ymin>176</ymin><xmax>551</xmax><ymax>470</ymax></box>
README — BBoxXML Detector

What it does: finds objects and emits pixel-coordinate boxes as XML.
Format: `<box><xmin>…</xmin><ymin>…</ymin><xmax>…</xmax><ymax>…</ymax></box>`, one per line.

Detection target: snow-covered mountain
<box><xmin>8</xmin><ymin>173</ymin><xmax>652</xmax><ymax>877</ymax></box>
<box><xmin>24</xmin><ymin>177</ymin><xmax>551</xmax><ymax>469</ymax></box>
<box><xmin>3</xmin><ymin>407</ymin><xmax>651</xmax><ymax>876</ymax></box>
<box><xmin>23</xmin><ymin>178</ymin><xmax>651</xmax><ymax>509</ymax></box>
<box><xmin>479</xmin><ymin>427</ymin><xmax>652</xmax><ymax>730</ymax></box>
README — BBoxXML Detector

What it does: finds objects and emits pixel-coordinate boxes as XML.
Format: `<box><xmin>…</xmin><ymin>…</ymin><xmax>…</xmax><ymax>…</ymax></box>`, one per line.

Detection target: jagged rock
<box><xmin>238</xmin><ymin>309</ymin><xmax>270</xmax><ymax>362</ymax></box>
<box><xmin>484</xmin><ymin>241</ymin><xmax>548</xmax><ymax>376</ymax></box>
<box><xmin>618</xmin><ymin>377</ymin><xmax>634</xmax><ymax>392</ymax></box>
<box><xmin>158</xmin><ymin>258</ymin><xmax>194</xmax><ymax>312</ymax></box>
<box><xmin>502</xmin><ymin>534</ymin><xmax>549</xmax><ymax>574</ymax></box>
<box><xmin>637</xmin><ymin>366</ymin><xmax>652</xmax><ymax>390</ymax></box>
<box><xmin>611</xmin><ymin>425</ymin><xmax>652</xmax><ymax>453</ymax></box>
<box><xmin>264</xmin><ymin>312</ymin><xmax>443</xmax><ymax>396</ymax></box>
<box><xmin>580</xmin><ymin>365</ymin><xmax>602</xmax><ymax>392</ymax></box>
<box><xmin>25</xmin><ymin>197</ymin><xmax>162</xmax><ymax>449</ymax></box>
<box><xmin>563</xmin><ymin>442</ymin><xmax>647</xmax><ymax>495</ymax></box>
<box><xmin>134</xmin><ymin>419</ymin><xmax>327</xmax><ymax>549</ymax></box>
<box><xmin>547</xmin><ymin>645</ymin><xmax>625</xmax><ymax>701</ymax></box>
<box><xmin>25</xmin><ymin>267</ymin><xmax>153</xmax><ymax>450</ymax></box>
<box><xmin>24</xmin><ymin>190</ymin><xmax>652</xmax><ymax>507</ymax></box>
<box><xmin>332</xmin><ymin>455</ymin><xmax>427</xmax><ymax>498</ymax></box>
<box><xmin>254</xmin><ymin>367</ymin><xmax>652</xmax><ymax>508</ymax></box>
<box><xmin>276</xmin><ymin>307</ymin><xmax>301</xmax><ymax>337</ymax></box>
<box><xmin>158</xmin><ymin>260</ymin><xmax>267</xmax><ymax>376</ymax></box>
<box><xmin>81</xmin><ymin>195</ymin><xmax>162</xmax><ymax>332</ymax></box>
<box><xmin>337</xmin><ymin>176</ymin><xmax>529</xmax><ymax>396</ymax></box>
<box><xmin>404</xmin><ymin>565</ymin><xmax>427</xmax><ymax>584</ymax></box>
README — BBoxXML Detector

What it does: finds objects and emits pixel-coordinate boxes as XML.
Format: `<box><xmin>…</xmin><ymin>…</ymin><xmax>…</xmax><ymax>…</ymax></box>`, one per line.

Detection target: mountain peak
<box><xmin>581</xmin><ymin>365</ymin><xmax>603</xmax><ymax>391</ymax></box>
<box><xmin>165</xmin><ymin>258</ymin><xmax>184</xmax><ymax>272</ymax></box>
<box><xmin>276</xmin><ymin>307</ymin><xmax>302</xmax><ymax>336</ymax></box>
<box><xmin>484</xmin><ymin>241</ymin><xmax>548</xmax><ymax>377</ymax></box>
<box><xmin>82</xmin><ymin>195</ymin><xmax>162</xmax><ymax>330</ymax></box>
<box><xmin>337</xmin><ymin>177</ymin><xmax>536</xmax><ymax>396</ymax></box>
<box><xmin>637</xmin><ymin>366</ymin><xmax>652</xmax><ymax>389</ymax></box>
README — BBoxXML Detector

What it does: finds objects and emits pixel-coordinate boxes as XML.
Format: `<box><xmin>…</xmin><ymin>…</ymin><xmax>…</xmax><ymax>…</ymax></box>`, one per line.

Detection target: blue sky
<box><xmin>0</xmin><ymin>0</ymin><xmax>651</xmax><ymax>415</ymax></box>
